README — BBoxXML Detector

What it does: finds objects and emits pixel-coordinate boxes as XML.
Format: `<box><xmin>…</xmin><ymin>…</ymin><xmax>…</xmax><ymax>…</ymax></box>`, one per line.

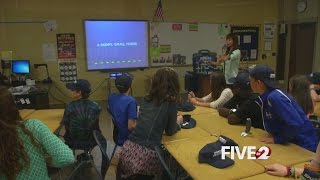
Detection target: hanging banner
<box><xmin>56</xmin><ymin>33</ymin><xmax>76</xmax><ymax>60</ymax></box>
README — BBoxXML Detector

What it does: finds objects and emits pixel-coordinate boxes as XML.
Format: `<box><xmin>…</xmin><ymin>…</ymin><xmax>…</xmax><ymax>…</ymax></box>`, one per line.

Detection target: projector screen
<box><xmin>84</xmin><ymin>20</ymin><xmax>149</xmax><ymax>71</ymax></box>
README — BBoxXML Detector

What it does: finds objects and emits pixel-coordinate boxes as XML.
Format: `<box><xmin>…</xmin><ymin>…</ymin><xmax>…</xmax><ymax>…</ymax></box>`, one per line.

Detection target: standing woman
<box><xmin>118</xmin><ymin>67</ymin><xmax>183</xmax><ymax>179</ymax></box>
<box><xmin>212</xmin><ymin>33</ymin><xmax>241</xmax><ymax>85</ymax></box>
<box><xmin>0</xmin><ymin>86</ymin><xmax>75</xmax><ymax>180</ymax></box>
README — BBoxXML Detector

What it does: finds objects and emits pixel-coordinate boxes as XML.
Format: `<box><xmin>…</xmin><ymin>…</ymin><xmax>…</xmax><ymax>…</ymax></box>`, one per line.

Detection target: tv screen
<box><xmin>84</xmin><ymin>20</ymin><xmax>149</xmax><ymax>71</ymax></box>
<box><xmin>12</xmin><ymin>60</ymin><xmax>30</xmax><ymax>74</ymax></box>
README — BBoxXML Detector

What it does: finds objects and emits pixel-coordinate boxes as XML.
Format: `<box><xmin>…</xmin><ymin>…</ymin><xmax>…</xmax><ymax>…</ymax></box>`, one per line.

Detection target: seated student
<box><xmin>108</xmin><ymin>74</ymin><xmax>137</xmax><ymax>146</ymax></box>
<box><xmin>62</xmin><ymin>79</ymin><xmax>102</xmax><ymax>145</ymax></box>
<box><xmin>188</xmin><ymin>71</ymin><xmax>233</xmax><ymax>109</ymax></box>
<box><xmin>0</xmin><ymin>86</ymin><xmax>75</xmax><ymax>180</ymax></box>
<box><xmin>307</xmin><ymin>72</ymin><xmax>320</xmax><ymax>102</ymax></box>
<box><xmin>118</xmin><ymin>67</ymin><xmax>183</xmax><ymax>180</ymax></box>
<box><xmin>289</xmin><ymin>74</ymin><xmax>314</xmax><ymax>117</ymax></box>
<box><xmin>265</xmin><ymin>142</ymin><xmax>320</xmax><ymax>179</ymax></box>
<box><xmin>218</xmin><ymin>72</ymin><xmax>263</xmax><ymax>129</ymax></box>
<box><xmin>249</xmin><ymin>64</ymin><xmax>318</xmax><ymax>152</ymax></box>
<box><xmin>61</xmin><ymin>79</ymin><xmax>107</xmax><ymax>177</ymax></box>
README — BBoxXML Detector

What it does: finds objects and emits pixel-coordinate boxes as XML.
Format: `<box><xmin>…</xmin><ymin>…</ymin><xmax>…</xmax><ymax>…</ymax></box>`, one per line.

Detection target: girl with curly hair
<box><xmin>118</xmin><ymin>67</ymin><xmax>183</xmax><ymax>179</ymax></box>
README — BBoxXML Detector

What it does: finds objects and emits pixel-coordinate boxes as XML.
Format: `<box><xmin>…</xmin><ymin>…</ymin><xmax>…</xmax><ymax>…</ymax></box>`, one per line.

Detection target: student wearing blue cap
<box><xmin>108</xmin><ymin>74</ymin><xmax>138</xmax><ymax>146</ymax></box>
<box><xmin>249</xmin><ymin>64</ymin><xmax>318</xmax><ymax>152</ymax></box>
<box><xmin>62</xmin><ymin>79</ymin><xmax>107</xmax><ymax>177</ymax></box>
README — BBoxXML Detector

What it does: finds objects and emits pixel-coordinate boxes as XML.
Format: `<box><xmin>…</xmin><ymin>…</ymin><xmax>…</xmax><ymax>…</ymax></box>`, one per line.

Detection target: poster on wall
<box><xmin>231</xmin><ymin>26</ymin><xmax>259</xmax><ymax>61</ymax></box>
<box><xmin>56</xmin><ymin>33</ymin><xmax>76</xmax><ymax>60</ymax></box>
<box><xmin>58</xmin><ymin>61</ymin><xmax>77</xmax><ymax>82</ymax></box>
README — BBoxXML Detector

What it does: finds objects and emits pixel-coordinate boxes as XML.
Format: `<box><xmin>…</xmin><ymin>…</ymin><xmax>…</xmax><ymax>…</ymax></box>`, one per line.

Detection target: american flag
<box><xmin>153</xmin><ymin>0</ymin><xmax>164</xmax><ymax>21</ymax></box>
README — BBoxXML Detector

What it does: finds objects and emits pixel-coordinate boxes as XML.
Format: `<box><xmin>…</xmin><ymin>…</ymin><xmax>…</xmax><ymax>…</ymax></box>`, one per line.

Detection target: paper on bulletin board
<box><xmin>1</xmin><ymin>51</ymin><xmax>12</xmax><ymax>60</ymax></box>
<box><xmin>250</xmin><ymin>49</ymin><xmax>257</xmax><ymax>59</ymax></box>
<box><xmin>264</xmin><ymin>22</ymin><xmax>275</xmax><ymax>39</ymax></box>
<box><xmin>189</xmin><ymin>23</ymin><xmax>198</xmax><ymax>31</ymax></box>
<box><xmin>42</xmin><ymin>43</ymin><xmax>57</xmax><ymax>62</ymax></box>
<box><xmin>218</xmin><ymin>24</ymin><xmax>230</xmax><ymax>37</ymax></box>
<box><xmin>264</xmin><ymin>40</ymin><xmax>272</xmax><ymax>51</ymax></box>
<box><xmin>243</xmin><ymin>35</ymin><xmax>251</xmax><ymax>43</ymax></box>
<box><xmin>150</xmin><ymin>47</ymin><xmax>160</xmax><ymax>58</ymax></box>
<box><xmin>159</xmin><ymin>44</ymin><xmax>171</xmax><ymax>53</ymax></box>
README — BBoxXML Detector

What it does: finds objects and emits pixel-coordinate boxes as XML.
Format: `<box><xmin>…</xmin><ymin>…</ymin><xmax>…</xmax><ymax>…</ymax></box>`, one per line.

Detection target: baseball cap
<box><xmin>115</xmin><ymin>74</ymin><xmax>132</xmax><ymax>90</ymax></box>
<box><xmin>181</xmin><ymin>114</ymin><xmax>197</xmax><ymax>129</ymax></box>
<box><xmin>306</xmin><ymin>72</ymin><xmax>320</xmax><ymax>84</ymax></box>
<box><xmin>249</xmin><ymin>64</ymin><xmax>277</xmax><ymax>89</ymax></box>
<box><xmin>198</xmin><ymin>135</ymin><xmax>238</xmax><ymax>169</ymax></box>
<box><xmin>229</xmin><ymin>72</ymin><xmax>250</xmax><ymax>89</ymax></box>
<box><xmin>66</xmin><ymin>79</ymin><xmax>91</xmax><ymax>93</ymax></box>
<box><xmin>177</xmin><ymin>101</ymin><xmax>196</xmax><ymax>112</ymax></box>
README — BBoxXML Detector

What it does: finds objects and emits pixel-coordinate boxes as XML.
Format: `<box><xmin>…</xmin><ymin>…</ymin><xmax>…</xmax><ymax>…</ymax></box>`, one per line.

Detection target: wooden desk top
<box><xmin>162</xmin><ymin>127</ymin><xmax>211</xmax><ymax>144</ymax></box>
<box><xmin>314</xmin><ymin>102</ymin><xmax>320</xmax><ymax>117</ymax></box>
<box><xmin>19</xmin><ymin>109</ymin><xmax>36</xmax><ymax>119</ymax></box>
<box><xmin>165</xmin><ymin>136</ymin><xmax>265</xmax><ymax>180</ymax></box>
<box><xmin>24</xmin><ymin>109</ymin><xmax>64</xmax><ymax>132</ymax></box>
<box><xmin>179</xmin><ymin>106</ymin><xmax>218</xmax><ymax>116</ymax></box>
<box><xmin>193</xmin><ymin>113</ymin><xmax>315</xmax><ymax>167</ymax></box>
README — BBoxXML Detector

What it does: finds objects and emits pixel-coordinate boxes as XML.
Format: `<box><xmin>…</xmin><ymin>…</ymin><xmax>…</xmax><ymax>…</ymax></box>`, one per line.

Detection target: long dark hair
<box><xmin>0</xmin><ymin>86</ymin><xmax>41</xmax><ymax>180</ymax></box>
<box><xmin>289</xmin><ymin>75</ymin><xmax>314</xmax><ymax>115</ymax></box>
<box><xmin>145</xmin><ymin>67</ymin><xmax>180</xmax><ymax>105</ymax></box>
<box><xmin>210</xmin><ymin>71</ymin><xmax>227</xmax><ymax>101</ymax></box>
<box><xmin>225</xmin><ymin>33</ymin><xmax>239</xmax><ymax>55</ymax></box>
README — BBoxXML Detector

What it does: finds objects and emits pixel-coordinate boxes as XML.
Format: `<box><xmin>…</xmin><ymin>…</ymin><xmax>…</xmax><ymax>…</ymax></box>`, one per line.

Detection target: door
<box><xmin>288</xmin><ymin>23</ymin><xmax>316</xmax><ymax>79</ymax></box>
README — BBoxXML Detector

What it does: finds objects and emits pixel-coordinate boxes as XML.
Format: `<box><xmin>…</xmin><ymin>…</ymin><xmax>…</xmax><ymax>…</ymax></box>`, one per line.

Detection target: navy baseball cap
<box><xmin>115</xmin><ymin>74</ymin><xmax>132</xmax><ymax>90</ymax></box>
<box><xmin>198</xmin><ymin>135</ymin><xmax>238</xmax><ymax>169</ymax></box>
<box><xmin>306</xmin><ymin>72</ymin><xmax>320</xmax><ymax>84</ymax></box>
<box><xmin>181</xmin><ymin>114</ymin><xmax>197</xmax><ymax>129</ymax></box>
<box><xmin>229</xmin><ymin>72</ymin><xmax>250</xmax><ymax>89</ymax></box>
<box><xmin>66</xmin><ymin>79</ymin><xmax>91</xmax><ymax>93</ymax></box>
<box><xmin>249</xmin><ymin>64</ymin><xmax>277</xmax><ymax>89</ymax></box>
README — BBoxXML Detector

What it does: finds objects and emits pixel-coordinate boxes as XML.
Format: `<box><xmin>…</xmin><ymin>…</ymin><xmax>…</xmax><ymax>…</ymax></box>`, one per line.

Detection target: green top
<box><xmin>0</xmin><ymin>119</ymin><xmax>75</xmax><ymax>180</ymax></box>
<box><xmin>224</xmin><ymin>49</ymin><xmax>241</xmax><ymax>84</ymax></box>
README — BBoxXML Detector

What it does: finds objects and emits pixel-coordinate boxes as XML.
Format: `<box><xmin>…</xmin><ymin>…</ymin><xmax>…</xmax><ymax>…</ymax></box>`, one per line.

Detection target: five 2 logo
<box><xmin>221</xmin><ymin>146</ymin><xmax>271</xmax><ymax>160</ymax></box>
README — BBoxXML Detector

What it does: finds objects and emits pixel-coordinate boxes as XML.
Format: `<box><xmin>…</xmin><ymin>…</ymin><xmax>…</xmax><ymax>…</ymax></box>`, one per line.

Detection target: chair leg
<box><xmin>110</xmin><ymin>145</ymin><xmax>118</xmax><ymax>159</ymax></box>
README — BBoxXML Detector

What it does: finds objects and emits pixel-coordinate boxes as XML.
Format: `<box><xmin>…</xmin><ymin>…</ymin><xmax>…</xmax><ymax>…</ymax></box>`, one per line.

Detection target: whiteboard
<box><xmin>150</xmin><ymin>22</ymin><xmax>230</xmax><ymax>66</ymax></box>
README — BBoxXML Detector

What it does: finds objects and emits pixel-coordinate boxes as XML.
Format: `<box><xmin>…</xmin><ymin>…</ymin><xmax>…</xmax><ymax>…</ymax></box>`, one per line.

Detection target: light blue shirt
<box><xmin>224</xmin><ymin>49</ymin><xmax>241</xmax><ymax>84</ymax></box>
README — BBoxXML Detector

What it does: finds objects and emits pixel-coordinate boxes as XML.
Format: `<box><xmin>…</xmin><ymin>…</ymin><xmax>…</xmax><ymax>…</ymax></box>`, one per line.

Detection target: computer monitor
<box><xmin>11</xmin><ymin>60</ymin><xmax>30</xmax><ymax>74</ymax></box>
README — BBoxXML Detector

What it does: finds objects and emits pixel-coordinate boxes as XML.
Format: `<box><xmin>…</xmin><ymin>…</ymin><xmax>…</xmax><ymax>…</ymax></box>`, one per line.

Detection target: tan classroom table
<box><xmin>164</xmin><ymin>135</ymin><xmax>266</xmax><ymax>180</ymax></box>
<box><xmin>19</xmin><ymin>109</ymin><xmax>36</xmax><ymax>119</ymax></box>
<box><xmin>178</xmin><ymin>105</ymin><xmax>218</xmax><ymax>116</ymax></box>
<box><xmin>314</xmin><ymin>102</ymin><xmax>320</xmax><ymax>117</ymax></box>
<box><xmin>193</xmin><ymin>112</ymin><xmax>315</xmax><ymax>167</ymax></box>
<box><xmin>24</xmin><ymin>109</ymin><xmax>64</xmax><ymax>132</ymax></box>
<box><xmin>242</xmin><ymin>162</ymin><xmax>307</xmax><ymax>180</ymax></box>
<box><xmin>162</xmin><ymin>127</ymin><xmax>211</xmax><ymax>144</ymax></box>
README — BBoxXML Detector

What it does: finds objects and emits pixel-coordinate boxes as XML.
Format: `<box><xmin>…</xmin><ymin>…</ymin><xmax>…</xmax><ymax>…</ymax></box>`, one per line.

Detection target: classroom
<box><xmin>1</xmin><ymin>0</ymin><xmax>320</xmax><ymax>179</ymax></box>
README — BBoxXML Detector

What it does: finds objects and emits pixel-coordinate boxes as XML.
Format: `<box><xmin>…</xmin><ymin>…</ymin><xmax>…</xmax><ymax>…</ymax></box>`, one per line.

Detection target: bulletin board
<box><xmin>150</xmin><ymin>22</ymin><xmax>230</xmax><ymax>67</ymax></box>
<box><xmin>231</xmin><ymin>26</ymin><xmax>259</xmax><ymax>61</ymax></box>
